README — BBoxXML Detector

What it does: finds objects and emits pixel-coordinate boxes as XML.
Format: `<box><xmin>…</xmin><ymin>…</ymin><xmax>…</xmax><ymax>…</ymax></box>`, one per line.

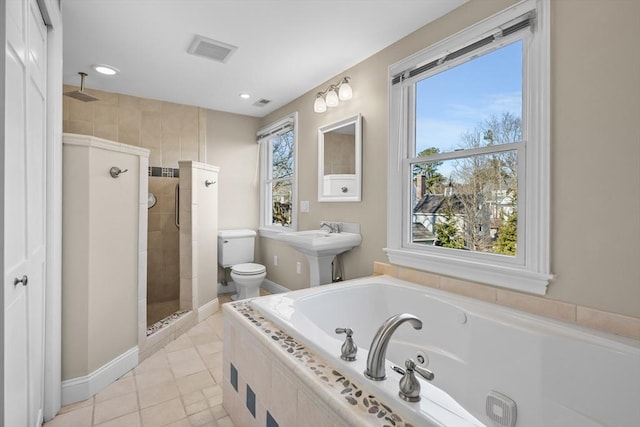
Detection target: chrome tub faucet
<box><xmin>364</xmin><ymin>313</ymin><xmax>423</xmax><ymax>381</ymax></box>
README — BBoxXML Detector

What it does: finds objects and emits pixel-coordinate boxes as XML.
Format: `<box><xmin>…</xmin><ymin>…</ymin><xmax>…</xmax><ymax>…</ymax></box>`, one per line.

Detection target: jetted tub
<box><xmin>251</xmin><ymin>275</ymin><xmax>640</xmax><ymax>427</ymax></box>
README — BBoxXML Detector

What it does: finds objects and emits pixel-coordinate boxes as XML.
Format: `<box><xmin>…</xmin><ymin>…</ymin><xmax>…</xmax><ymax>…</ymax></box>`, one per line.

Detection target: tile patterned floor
<box><xmin>45</xmin><ymin>295</ymin><xmax>237</xmax><ymax>427</ymax></box>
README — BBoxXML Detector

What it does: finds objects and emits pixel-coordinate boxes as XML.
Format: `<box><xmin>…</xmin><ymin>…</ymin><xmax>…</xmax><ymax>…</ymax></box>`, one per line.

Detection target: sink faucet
<box><xmin>364</xmin><ymin>313</ymin><xmax>422</xmax><ymax>381</ymax></box>
<box><xmin>320</xmin><ymin>221</ymin><xmax>341</xmax><ymax>233</ymax></box>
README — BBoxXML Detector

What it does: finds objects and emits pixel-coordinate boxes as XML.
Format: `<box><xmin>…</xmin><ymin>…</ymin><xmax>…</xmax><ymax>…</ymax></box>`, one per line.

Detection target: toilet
<box><xmin>217</xmin><ymin>229</ymin><xmax>266</xmax><ymax>300</ymax></box>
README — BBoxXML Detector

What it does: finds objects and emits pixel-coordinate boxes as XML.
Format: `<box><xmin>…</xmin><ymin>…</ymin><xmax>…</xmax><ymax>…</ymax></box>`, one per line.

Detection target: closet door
<box><xmin>3</xmin><ymin>0</ymin><xmax>47</xmax><ymax>425</ymax></box>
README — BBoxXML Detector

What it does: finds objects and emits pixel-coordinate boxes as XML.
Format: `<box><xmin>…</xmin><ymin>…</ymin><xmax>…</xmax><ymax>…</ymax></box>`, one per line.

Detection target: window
<box><xmin>387</xmin><ymin>0</ymin><xmax>551</xmax><ymax>294</ymax></box>
<box><xmin>258</xmin><ymin>113</ymin><xmax>297</xmax><ymax>235</ymax></box>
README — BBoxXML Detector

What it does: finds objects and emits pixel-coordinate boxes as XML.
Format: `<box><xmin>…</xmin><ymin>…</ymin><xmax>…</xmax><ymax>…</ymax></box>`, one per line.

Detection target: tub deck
<box><xmin>250</xmin><ymin>275</ymin><xmax>640</xmax><ymax>427</ymax></box>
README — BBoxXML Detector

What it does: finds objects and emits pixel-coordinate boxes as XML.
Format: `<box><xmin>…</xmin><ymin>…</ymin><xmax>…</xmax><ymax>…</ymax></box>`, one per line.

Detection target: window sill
<box><xmin>384</xmin><ymin>247</ymin><xmax>552</xmax><ymax>295</ymax></box>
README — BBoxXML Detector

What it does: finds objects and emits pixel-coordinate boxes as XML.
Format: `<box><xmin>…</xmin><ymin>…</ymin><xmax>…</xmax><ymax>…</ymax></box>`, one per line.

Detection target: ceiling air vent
<box><xmin>187</xmin><ymin>35</ymin><xmax>237</xmax><ymax>63</ymax></box>
<box><xmin>253</xmin><ymin>99</ymin><xmax>271</xmax><ymax>107</ymax></box>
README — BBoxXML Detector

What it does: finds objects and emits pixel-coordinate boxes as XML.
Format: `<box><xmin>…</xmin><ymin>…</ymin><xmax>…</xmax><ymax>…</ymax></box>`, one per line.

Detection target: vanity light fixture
<box><xmin>91</xmin><ymin>64</ymin><xmax>119</xmax><ymax>76</ymax></box>
<box><xmin>313</xmin><ymin>77</ymin><xmax>352</xmax><ymax>113</ymax></box>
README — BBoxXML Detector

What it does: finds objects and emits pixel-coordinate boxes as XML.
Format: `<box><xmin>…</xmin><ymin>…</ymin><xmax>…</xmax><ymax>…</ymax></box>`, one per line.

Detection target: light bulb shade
<box><xmin>314</xmin><ymin>95</ymin><xmax>327</xmax><ymax>113</ymax></box>
<box><xmin>325</xmin><ymin>89</ymin><xmax>339</xmax><ymax>107</ymax></box>
<box><xmin>338</xmin><ymin>82</ymin><xmax>352</xmax><ymax>101</ymax></box>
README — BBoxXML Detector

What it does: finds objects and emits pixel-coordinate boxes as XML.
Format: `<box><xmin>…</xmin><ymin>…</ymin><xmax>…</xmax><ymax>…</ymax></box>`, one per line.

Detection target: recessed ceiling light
<box><xmin>239</xmin><ymin>93</ymin><xmax>251</xmax><ymax>99</ymax></box>
<box><xmin>91</xmin><ymin>64</ymin><xmax>119</xmax><ymax>76</ymax></box>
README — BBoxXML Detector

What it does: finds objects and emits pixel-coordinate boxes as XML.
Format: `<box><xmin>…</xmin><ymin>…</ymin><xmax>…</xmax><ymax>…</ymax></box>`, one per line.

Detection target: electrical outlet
<box><xmin>296</xmin><ymin>262</ymin><xmax>301</xmax><ymax>274</ymax></box>
<box><xmin>273</xmin><ymin>255</ymin><xmax>278</xmax><ymax>266</ymax></box>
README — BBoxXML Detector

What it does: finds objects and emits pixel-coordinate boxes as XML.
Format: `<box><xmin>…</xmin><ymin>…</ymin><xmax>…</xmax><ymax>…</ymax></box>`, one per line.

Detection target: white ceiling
<box><xmin>62</xmin><ymin>0</ymin><xmax>467</xmax><ymax>117</ymax></box>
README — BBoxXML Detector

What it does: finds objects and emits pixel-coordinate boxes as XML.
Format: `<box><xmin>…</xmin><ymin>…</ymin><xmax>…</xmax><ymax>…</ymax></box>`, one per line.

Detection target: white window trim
<box><xmin>385</xmin><ymin>0</ymin><xmax>552</xmax><ymax>295</ymax></box>
<box><xmin>258</xmin><ymin>112</ymin><xmax>298</xmax><ymax>239</ymax></box>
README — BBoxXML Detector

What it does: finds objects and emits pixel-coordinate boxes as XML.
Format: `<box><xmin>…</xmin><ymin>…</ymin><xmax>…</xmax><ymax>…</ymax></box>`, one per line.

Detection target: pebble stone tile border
<box><xmin>146</xmin><ymin>309</ymin><xmax>191</xmax><ymax>336</ymax></box>
<box><xmin>232</xmin><ymin>301</ymin><xmax>415</xmax><ymax>427</ymax></box>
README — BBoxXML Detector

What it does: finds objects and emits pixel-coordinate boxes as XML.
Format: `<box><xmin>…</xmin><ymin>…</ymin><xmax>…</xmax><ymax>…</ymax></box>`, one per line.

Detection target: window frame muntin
<box><xmin>259</xmin><ymin>112</ymin><xmax>298</xmax><ymax>237</ymax></box>
<box><xmin>386</xmin><ymin>0</ymin><xmax>551</xmax><ymax>295</ymax></box>
<box><xmin>405</xmin><ymin>142</ymin><xmax>525</xmax><ymax>266</ymax></box>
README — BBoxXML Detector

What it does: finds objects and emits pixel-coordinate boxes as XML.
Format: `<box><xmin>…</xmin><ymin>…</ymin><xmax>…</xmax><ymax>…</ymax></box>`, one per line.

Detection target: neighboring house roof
<box><xmin>413</xmin><ymin>194</ymin><xmax>467</xmax><ymax>215</ymax></box>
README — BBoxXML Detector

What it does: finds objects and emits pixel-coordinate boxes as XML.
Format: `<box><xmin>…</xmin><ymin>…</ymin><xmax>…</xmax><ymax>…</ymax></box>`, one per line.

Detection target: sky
<box><xmin>415</xmin><ymin>40</ymin><xmax>523</xmax><ymax>155</ymax></box>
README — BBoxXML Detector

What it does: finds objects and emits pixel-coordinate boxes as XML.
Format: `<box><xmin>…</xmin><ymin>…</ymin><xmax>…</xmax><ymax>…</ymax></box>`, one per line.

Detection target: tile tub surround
<box><xmin>223</xmin><ymin>301</ymin><xmax>423</xmax><ymax>427</ymax></box>
<box><xmin>373</xmin><ymin>262</ymin><xmax>640</xmax><ymax>340</ymax></box>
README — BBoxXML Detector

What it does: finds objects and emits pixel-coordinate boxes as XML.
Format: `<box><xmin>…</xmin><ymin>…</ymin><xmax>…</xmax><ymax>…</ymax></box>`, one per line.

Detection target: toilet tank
<box><xmin>218</xmin><ymin>229</ymin><xmax>257</xmax><ymax>267</ymax></box>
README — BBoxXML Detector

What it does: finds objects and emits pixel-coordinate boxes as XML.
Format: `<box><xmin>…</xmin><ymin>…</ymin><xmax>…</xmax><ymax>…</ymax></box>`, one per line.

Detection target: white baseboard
<box><xmin>198</xmin><ymin>298</ymin><xmax>219</xmax><ymax>322</ymax></box>
<box><xmin>262</xmin><ymin>279</ymin><xmax>289</xmax><ymax>294</ymax></box>
<box><xmin>61</xmin><ymin>346</ymin><xmax>138</xmax><ymax>406</ymax></box>
<box><xmin>218</xmin><ymin>279</ymin><xmax>288</xmax><ymax>297</ymax></box>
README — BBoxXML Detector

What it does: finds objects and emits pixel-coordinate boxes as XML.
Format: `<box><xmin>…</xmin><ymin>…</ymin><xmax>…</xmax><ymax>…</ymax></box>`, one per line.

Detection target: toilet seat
<box><xmin>232</xmin><ymin>262</ymin><xmax>266</xmax><ymax>276</ymax></box>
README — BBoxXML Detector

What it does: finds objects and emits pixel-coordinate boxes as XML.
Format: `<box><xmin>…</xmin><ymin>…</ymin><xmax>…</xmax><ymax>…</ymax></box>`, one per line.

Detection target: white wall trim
<box><xmin>217</xmin><ymin>279</ymin><xmax>288</xmax><ymax>296</ymax></box>
<box><xmin>386</xmin><ymin>0</ymin><xmax>552</xmax><ymax>295</ymax></box>
<box><xmin>61</xmin><ymin>346</ymin><xmax>138</xmax><ymax>406</ymax></box>
<box><xmin>42</xmin><ymin>0</ymin><xmax>63</xmax><ymax>420</ymax></box>
<box><xmin>198</xmin><ymin>298</ymin><xmax>219</xmax><ymax>322</ymax></box>
<box><xmin>262</xmin><ymin>279</ymin><xmax>289</xmax><ymax>294</ymax></box>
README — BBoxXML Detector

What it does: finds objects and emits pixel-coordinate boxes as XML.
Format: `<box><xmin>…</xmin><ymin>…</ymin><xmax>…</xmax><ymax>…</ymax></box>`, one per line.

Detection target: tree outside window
<box><xmin>269</xmin><ymin>130</ymin><xmax>294</xmax><ymax>227</ymax></box>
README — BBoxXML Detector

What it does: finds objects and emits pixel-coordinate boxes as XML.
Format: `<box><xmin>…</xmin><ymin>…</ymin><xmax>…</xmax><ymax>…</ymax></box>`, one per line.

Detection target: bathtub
<box><xmin>250</xmin><ymin>275</ymin><xmax>640</xmax><ymax>427</ymax></box>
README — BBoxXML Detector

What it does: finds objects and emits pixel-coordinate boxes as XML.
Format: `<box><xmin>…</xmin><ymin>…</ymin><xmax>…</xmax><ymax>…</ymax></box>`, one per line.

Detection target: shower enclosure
<box><xmin>147</xmin><ymin>172</ymin><xmax>181</xmax><ymax>325</ymax></box>
<box><xmin>145</xmin><ymin>161</ymin><xmax>219</xmax><ymax>332</ymax></box>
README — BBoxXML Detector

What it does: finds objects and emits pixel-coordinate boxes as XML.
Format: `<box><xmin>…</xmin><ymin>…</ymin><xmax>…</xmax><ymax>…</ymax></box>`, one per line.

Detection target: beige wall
<box><xmin>61</xmin><ymin>0</ymin><xmax>640</xmax><ymax>320</ymax></box>
<box><xmin>204</xmin><ymin>110</ymin><xmax>261</xmax><ymax>231</ymax></box>
<box><xmin>62</xmin><ymin>138</ymin><xmax>144</xmax><ymax>380</ymax></box>
<box><xmin>261</xmin><ymin>0</ymin><xmax>640</xmax><ymax>319</ymax></box>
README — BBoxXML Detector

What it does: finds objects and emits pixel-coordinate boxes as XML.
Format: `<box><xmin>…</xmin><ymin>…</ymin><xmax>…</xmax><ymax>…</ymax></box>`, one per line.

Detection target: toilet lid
<box><xmin>232</xmin><ymin>263</ymin><xmax>266</xmax><ymax>276</ymax></box>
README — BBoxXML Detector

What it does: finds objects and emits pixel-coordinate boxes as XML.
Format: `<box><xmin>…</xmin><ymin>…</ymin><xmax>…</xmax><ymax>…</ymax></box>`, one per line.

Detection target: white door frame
<box><xmin>38</xmin><ymin>0</ymin><xmax>63</xmax><ymax>421</ymax></box>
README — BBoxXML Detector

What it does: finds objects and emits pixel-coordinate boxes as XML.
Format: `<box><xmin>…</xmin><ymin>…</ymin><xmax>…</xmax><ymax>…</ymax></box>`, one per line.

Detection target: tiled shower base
<box><xmin>140</xmin><ymin>308</ymin><xmax>198</xmax><ymax>362</ymax></box>
<box><xmin>146</xmin><ymin>309</ymin><xmax>191</xmax><ymax>336</ymax></box>
<box><xmin>147</xmin><ymin>299</ymin><xmax>180</xmax><ymax>325</ymax></box>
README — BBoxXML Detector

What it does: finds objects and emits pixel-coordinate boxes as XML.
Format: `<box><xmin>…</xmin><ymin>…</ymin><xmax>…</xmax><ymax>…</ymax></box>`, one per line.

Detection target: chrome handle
<box><xmin>109</xmin><ymin>166</ymin><xmax>128</xmax><ymax>178</ymax></box>
<box><xmin>335</xmin><ymin>328</ymin><xmax>357</xmax><ymax>361</ymax></box>
<box><xmin>414</xmin><ymin>362</ymin><xmax>434</xmax><ymax>381</ymax></box>
<box><xmin>335</xmin><ymin>327</ymin><xmax>353</xmax><ymax>336</ymax></box>
<box><xmin>14</xmin><ymin>275</ymin><xmax>28</xmax><ymax>287</ymax></box>
<box><xmin>205</xmin><ymin>180</ymin><xmax>216</xmax><ymax>187</ymax></box>
<box><xmin>398</xmin><ymin>358</ymin><xmax>434</xmax><ymax>403</ymax></box>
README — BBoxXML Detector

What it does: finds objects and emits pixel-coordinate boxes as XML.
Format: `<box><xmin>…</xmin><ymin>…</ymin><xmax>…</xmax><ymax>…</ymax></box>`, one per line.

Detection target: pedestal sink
<box><xmin>276</xmin><ymin>227</ymin><xmax>361</xmax><ymax>286</ymax></box>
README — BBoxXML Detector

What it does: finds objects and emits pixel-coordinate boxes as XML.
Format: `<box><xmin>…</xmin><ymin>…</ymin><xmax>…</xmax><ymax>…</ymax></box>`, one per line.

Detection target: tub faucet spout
<box><xmin>364</xmin><ymin>313</ymin><xmax>422</xmax><ymax>381</ymax></box>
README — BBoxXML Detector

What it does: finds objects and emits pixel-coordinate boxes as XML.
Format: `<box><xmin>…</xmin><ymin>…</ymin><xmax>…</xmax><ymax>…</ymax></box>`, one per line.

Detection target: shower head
<box><xmin>64</xmin><ymin>72</ymin><xmax>100</xmax><ymax>102</ymax></box>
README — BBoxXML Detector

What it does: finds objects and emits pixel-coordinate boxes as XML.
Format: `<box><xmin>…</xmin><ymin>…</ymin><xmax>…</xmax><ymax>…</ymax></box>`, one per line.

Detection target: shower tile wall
<box><xmin>63</xmin><ymin>84</ymin><xmax>203</xmax><ymax>168</ymax></box>
<box><xmin>63</xmin><ymin>85</ymin><xmax>206</xmax><ymax>326</ymax></box>
<box><xmin>147</xmin><ymin>176</ymin><xmax>180</xmax><ymax>324</ymax></box>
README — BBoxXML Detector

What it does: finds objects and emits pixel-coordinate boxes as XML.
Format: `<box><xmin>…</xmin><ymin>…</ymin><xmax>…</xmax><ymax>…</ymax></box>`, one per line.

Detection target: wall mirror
<box><xmin>318</xmin><ymin>113</ymin><xmax>362</xmax><ymax>202</ymax></box>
